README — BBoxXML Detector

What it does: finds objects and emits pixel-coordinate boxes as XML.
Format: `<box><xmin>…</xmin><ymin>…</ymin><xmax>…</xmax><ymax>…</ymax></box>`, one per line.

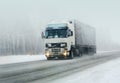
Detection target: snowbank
<box><xmin>97</xmin><ymin>50</ymin><xmax>120</xmax><ymax>54</ymax></box>
<box><xmin>0</xmin><ymin>55</ymin><xmax>46</xmax><ymax>65</ymax></box>
<box><xmin>51</xmin><ymin>57</ymin><xmax>120</xmax><ymax>83</ymax></box>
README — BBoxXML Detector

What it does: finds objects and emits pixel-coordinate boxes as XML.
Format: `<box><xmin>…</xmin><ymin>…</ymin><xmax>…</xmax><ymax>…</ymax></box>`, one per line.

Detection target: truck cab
<box><xmin>42</xmin><ymin>21</ymin><xmax>75</xmax><ymax>60</ymax></box>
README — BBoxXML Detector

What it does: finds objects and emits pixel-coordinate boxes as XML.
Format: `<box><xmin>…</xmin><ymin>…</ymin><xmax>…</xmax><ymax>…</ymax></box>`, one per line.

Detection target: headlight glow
<box><xmin>45</xmin><ymin>51</ymin><xmax>50</xmax><ymax>57</ymax></box>
<box><xmin>63</xmin><ymin>50</ymin><xmax>68</xmax><ymax>56</ymax></box>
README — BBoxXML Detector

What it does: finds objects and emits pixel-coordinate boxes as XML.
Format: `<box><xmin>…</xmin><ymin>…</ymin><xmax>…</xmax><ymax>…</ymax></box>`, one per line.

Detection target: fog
<box><xmin>0</xmin><ymin>0</ymin><xmax>120</xmax><ymax>55</ymax></box>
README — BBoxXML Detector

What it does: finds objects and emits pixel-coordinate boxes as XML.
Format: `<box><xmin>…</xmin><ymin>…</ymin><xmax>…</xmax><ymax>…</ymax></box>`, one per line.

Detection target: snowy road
<box><xmin>0</xmin><ymin>52</ymin><xmax>120</xmax><ymax>83</ymax></box>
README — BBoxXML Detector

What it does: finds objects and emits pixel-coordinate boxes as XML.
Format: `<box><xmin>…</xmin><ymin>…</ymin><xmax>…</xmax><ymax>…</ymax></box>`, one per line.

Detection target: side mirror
<box><xmin>41</xmin><ymin>32</ymin><xmax>45</xmax><ymax>39</ymax></box>
<box><xmin>67</xmin><ymin>29</ymin><xmax>73</xmax><ymax>37</ymax></box>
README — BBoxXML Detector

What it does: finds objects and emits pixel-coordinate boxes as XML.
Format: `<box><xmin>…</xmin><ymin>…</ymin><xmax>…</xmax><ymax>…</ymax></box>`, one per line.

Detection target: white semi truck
<box><xmin>42</xmin><ymin>20</ymin><xmax>96</xmax><ymax>60</ymax></box>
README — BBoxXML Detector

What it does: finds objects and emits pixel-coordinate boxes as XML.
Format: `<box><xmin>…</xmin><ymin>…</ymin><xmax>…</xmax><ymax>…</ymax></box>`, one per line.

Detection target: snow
<box><xmin>50</xmin><ymin>57</ymin><xmax>120</xmax><ymax>83</ymax></box>
<box><xmin>97</xmin><ymin>50</ymin><xmax>120</xmax><ymax>54</ymax></box>
<box><xmin>0</xmin><ymin>55</ymin><xmax>46</xmax><ymax>65</ymax></box>
<box><xmin>0</xmin><ymin>51</ymin><xmax>120</xmax><ymax>83</ymax></box>
<box><xmin>0</xmin><ymin>50</ymin><xmax>119</xmax><ymax>65</ymax></box>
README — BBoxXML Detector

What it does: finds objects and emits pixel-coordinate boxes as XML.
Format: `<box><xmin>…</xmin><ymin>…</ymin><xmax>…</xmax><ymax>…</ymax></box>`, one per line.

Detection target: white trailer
<box><xmin>42</xmin><ymin>20</ymin><xmax>96</xmax><ymax>60</ymax></box>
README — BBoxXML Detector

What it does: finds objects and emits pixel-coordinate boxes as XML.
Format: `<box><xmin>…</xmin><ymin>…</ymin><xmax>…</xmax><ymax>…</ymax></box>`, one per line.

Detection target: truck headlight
<box><xmin>45</xmin><ymin>51</ymin><xmax>50</xmax><ymax>57</ymax></box>
<box><xmin>63</xmin><ymin>50</ymin><xmax>68</xmax><ymax>56</ymax></box>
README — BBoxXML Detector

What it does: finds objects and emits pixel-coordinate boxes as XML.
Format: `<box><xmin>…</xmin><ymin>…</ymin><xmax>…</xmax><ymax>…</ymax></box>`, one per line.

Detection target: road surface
<box><xmin>0</xmin><ymin>52</ymin><xmax>120</xmax><ymax>83</ymax></box>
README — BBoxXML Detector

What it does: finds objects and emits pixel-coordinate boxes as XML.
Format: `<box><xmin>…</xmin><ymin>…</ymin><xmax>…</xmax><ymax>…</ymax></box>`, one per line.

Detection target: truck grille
<box><xmin>52</xmin><ymin>48</ymin><xmax>61</xmax><ymax>52</ymax></box>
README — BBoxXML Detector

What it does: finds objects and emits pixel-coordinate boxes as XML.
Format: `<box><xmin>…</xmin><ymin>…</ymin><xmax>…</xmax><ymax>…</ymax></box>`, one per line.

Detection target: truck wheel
<box><xmin>69</xmin><ymin>51</ymin><xmax>74</xmax><ymax>59</ymax></box>
<box><xmin>79</xmin><ymin>52</ymin><xmax>82</xmax><ymax>57</ymax></box>
<box><xmin>75</xmin><ymin>49</ymin><xmax>80</xmax><ymax>56</ymax></box>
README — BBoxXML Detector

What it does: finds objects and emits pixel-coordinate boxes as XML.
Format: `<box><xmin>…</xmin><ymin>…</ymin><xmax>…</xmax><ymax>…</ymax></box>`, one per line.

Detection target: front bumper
<box><xmin>45</xmin><ymin>49</ymin><xmax>69</xmax><ymax>58</ymax></box>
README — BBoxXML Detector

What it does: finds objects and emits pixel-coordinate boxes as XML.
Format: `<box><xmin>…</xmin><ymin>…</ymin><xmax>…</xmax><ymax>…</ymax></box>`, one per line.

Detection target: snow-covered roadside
<box><xmin>50</xmin><ymin>57</ymin><xmax>120</xmax><ymax>83</ymax></box>
<box><xmin>0</xmin><ymin>51</ymin><xmax>119</xmax><ymax>65</ymax></box>
<box><xmin>0</xmin><ymin>55</ymin><xmax>46</xmax><ymax>65</ymax></box>
<box><xmin>97</xmin><ymin>50</ymin><xmax>120</xmax><ymax>54</ymax></box>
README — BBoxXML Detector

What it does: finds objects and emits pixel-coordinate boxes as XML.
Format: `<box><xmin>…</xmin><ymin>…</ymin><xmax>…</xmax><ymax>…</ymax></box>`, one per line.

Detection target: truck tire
<box><xmin>75</xmin><ymin>49</ymin><xmax>80</xmax><ymax>56</ymax></box>
<box><xmin>79</xmin><ymin>52</ymin><xmax>82</xmax><ymax>57</ymax></box>
<box><xmin>69</xmin><ymin>50</ymin><xmax>74</xmax><ymax>59</ymax></box>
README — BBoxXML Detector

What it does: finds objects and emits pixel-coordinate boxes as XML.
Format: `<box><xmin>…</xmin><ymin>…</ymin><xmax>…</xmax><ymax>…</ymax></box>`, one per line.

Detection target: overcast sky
<box><xmin>0</xmin><ymin>0</ymin><xmax>120</xmax><ymax>45</ymax></box>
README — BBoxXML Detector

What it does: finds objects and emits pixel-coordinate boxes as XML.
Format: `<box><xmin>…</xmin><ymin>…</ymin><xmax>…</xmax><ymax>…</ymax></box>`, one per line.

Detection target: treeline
<box><xmin>0</xmin><ymin>34</ymin><xmax>44</xmax><ymax>55</ymax></box>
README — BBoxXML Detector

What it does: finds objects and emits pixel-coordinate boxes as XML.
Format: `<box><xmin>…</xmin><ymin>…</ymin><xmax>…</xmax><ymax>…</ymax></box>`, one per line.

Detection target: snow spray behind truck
<box><xmin>42</xmin><ymin>20</ymin><xmax>96</xmax><ymax>60</ymax></box>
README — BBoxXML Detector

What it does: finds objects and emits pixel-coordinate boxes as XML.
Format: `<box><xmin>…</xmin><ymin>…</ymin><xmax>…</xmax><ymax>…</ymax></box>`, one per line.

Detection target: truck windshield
<box><xmin>45</xmin><ymin>29</ymin><xmax>67</xmax><ymax>38</ymax></box>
